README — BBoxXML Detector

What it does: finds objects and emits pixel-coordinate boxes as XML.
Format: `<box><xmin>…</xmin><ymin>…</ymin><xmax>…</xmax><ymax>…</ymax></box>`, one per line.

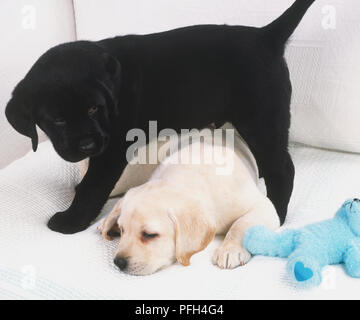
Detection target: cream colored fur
<box><xmin>96</xmin><ymin>128</ymin><xmax>279</xmax><ymax>275</ymax></box>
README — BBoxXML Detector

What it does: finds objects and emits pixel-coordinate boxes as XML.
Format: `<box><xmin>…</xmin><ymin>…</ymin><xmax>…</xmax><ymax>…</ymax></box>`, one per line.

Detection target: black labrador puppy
<box><xmin>5</xmin><ymin>0</ymin><xmax>315</xmax><ymax>234</ymax></box>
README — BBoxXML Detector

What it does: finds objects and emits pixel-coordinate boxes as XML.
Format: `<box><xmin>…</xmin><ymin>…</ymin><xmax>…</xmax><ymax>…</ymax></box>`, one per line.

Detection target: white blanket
<box><xmin>1</xmin><ymin>140</ymin><xmax>360</xmax><ymax>299</ymax></box>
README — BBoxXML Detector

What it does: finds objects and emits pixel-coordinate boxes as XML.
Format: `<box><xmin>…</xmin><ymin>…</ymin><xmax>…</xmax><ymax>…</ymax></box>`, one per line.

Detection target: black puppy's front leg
<box><xmin>48</xmin><ymin>147</ymin><xmax>127</xmax><ymax>234</ymax></box>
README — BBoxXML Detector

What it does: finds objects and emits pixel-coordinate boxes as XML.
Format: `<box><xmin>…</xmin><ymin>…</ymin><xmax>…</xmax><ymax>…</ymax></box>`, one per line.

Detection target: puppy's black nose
<box><xmin>114</xmin><ymin>257</ymin><xmax>128</xmax><ymax>271</ymax></box>
<box><xmin>79</xmin><ymin>138</ymin><xmax>96</xmax><ymax>152</ymax></box>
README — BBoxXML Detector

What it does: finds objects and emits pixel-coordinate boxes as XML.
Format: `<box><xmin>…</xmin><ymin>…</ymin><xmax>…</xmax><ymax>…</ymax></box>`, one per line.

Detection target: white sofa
<box><xmin>1</xmin><ymin>0</ymin><xmax>360</xmax><ymax>299</ymax></box>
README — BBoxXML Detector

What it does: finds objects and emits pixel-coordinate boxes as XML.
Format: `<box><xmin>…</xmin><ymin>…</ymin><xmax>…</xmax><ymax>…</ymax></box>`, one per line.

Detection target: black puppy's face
<box><xmin>36</xmin><ymin>89</ymin><xmax>111</xmax><ymax>162</ymax></box>
<box><xmin>5</xmin><ymin>41</ymin><xmax>121</xmax><ymax>162</ymax></box>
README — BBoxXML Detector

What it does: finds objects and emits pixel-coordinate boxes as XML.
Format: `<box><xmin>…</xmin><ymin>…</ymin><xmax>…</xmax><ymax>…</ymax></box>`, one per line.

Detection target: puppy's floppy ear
<box><xmin>5</xmin><ymin>95</ymin><xmax>38</xmax><ymax>152</ymax></box>
<box><xmin>168</xmin><ymin>204</ymin><xmax>216</xmax><ymax>266</ymax></box>
<box><xmin>96</xmin><ymin>80</ymin><xmax>120</xmax><ymax>116</ymax></box>
<box><xmin>102</xmin><ymin>52</ymin><xmax>121</xmax><ymax>80</ymax></box>
<box><xmin>99</xmin><ymin>198</ymin><xmax>123</xmax><ymax>241</ymax></box>
<box><xmin>96</xmin><ymin>53</ymin><xmax>121</xmax><ymax>117</ymax></box>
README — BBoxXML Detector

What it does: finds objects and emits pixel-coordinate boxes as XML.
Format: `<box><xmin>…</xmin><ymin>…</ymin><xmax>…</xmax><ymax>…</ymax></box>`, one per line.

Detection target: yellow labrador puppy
<box><xmin>97</xmin><ymin>128</ymin><xmax>279</xmax><ymax>276</ymax></box>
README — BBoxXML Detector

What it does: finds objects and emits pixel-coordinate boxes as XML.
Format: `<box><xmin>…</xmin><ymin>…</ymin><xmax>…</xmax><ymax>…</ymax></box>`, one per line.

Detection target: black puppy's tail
<box><xmin>262</xmin><ymin>0</ymin><xmax>315</xmax><ymax>49</ymax></box>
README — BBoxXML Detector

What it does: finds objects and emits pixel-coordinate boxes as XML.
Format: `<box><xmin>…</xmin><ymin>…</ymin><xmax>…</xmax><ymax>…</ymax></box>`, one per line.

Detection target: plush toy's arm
<box><xmin>243</xmin><ymin>225</ymin><xmax>296</xmax><ymax>258</ymax></box>
<box><xmin>344</xmin><ymin>238</ymin><xmax>360</xmax><ymax>278</ymax></box>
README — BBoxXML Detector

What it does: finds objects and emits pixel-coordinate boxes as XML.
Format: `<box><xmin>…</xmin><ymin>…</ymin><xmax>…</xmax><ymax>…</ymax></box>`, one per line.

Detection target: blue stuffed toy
<box><xmin>243</xmin><ymin>199</ymin><xmax>360</xmax><ymax>288</ymax></box>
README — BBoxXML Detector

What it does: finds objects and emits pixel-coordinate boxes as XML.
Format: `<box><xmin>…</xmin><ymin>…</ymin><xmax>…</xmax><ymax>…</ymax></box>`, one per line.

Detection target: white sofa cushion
<box><xmin>73</xmin><ymin>0</ymin><xmax>360</xmax><ymax>153</ymax></box>
<box><xmin>0</xmin><ymin>0</ymin><xmax>76</xmax><ymax>169</ymax></box>
<box><xmin>1</xmin><ymin>141</ymin><xmax>360</xmax><ymax>299</ymax></box>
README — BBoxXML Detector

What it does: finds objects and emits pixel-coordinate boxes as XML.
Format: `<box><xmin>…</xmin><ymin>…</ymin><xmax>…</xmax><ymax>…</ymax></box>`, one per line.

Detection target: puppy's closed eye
<box><xmin>141</xmin><ymin>231</ymin><xmax>159</xmax><ymax>242</ymax></box>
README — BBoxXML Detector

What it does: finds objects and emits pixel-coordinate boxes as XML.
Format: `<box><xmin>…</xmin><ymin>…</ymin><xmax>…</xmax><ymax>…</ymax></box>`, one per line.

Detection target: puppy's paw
<box><xmin>97</xmin><ymin>219</ymin><xmax>114</xmax><ymax>241</ymax></box>
<box><xmin>97</xmin><ymin>217</ymin><xmax>121</xmax><ymax>241</ymax></box>
<box><xmin>97</xmin><ymin>218</ymin><xmax>105</xmax><ymax>233</ymax></box>
<box><xmin>48</xmin><ymin>211</ymin><xmax>89</xmax><ymax>234</ymax></box>
<box><xmin>212</xmin><ymin>242</ymin><xmax>251</xmax><ymax>270</ymax></box>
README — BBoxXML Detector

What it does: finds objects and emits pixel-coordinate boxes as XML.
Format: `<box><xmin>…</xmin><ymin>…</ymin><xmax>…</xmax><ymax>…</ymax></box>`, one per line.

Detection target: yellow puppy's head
<box><xmin>100</xmin><ymin>181</ymin><xmax>216</xmax><ymax>275</ymax></box>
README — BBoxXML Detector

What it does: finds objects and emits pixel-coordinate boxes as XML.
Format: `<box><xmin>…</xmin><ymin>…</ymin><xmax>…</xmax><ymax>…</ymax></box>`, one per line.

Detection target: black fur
<box><xmin>5</xmin><ymin>0</ymin><xmax>315</xmax><ymax>233</ymax></box>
